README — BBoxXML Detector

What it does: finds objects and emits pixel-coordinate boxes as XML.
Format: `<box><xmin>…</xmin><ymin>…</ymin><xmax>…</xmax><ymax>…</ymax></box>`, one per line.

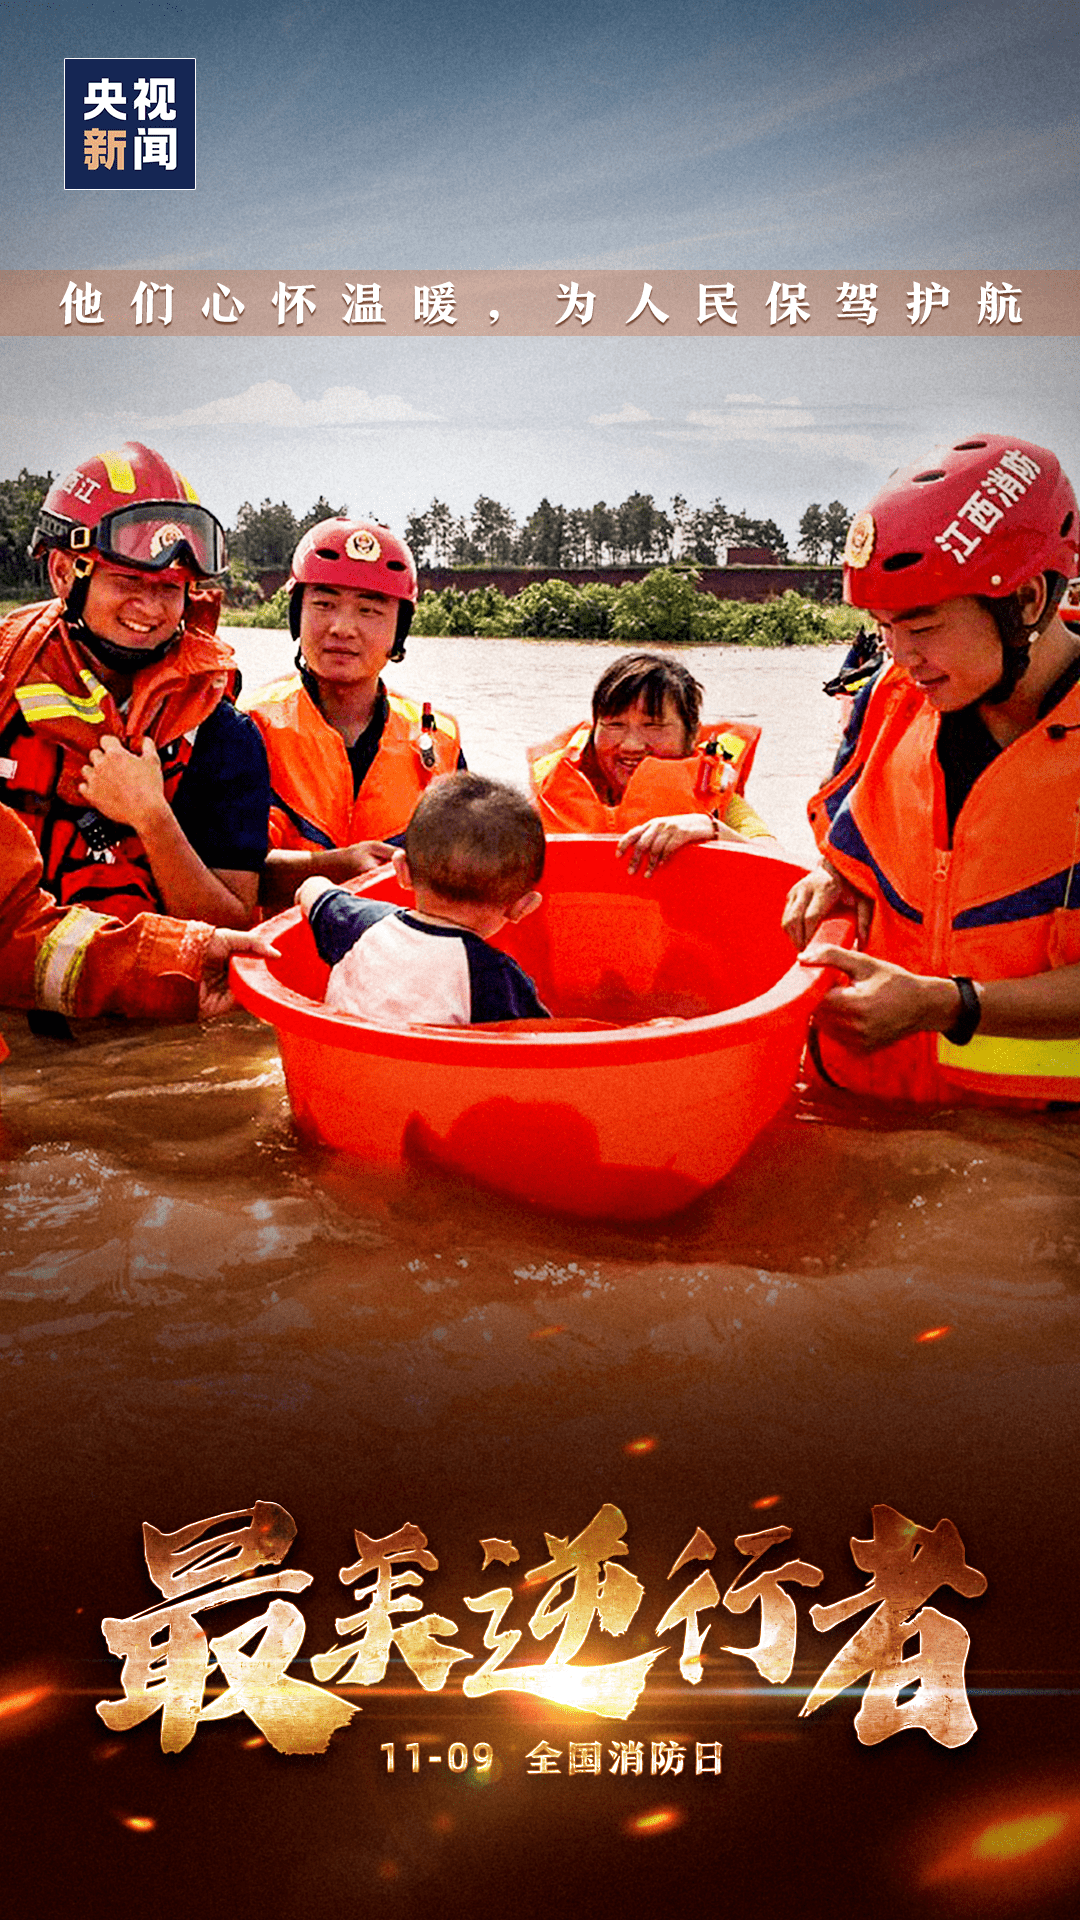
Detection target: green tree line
<box><xmin>405</xmin><ymin>492</ymin><xmax>797</xmax><ymax>569</ymax></box>
<box><xmin>0</xmin><ymin>470</ymin><xmax>54</xmax><ymax>590</ymax></box>
<box><xmin>0</xmin><ymin>474</ymin><xmax>852</xmax><ymax>594</ymax></box>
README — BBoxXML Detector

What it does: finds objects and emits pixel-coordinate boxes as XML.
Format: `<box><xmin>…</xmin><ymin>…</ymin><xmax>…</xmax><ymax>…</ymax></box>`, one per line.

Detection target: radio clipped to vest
<box><xmin>696</xmin><ymin>734</ymin><xmax>740</xmax><ymax>804</ymax></box>
<box><xmin>416</xmin><ymin>701</ymin><xmax>438</xmax><ymax>772</ymax></box>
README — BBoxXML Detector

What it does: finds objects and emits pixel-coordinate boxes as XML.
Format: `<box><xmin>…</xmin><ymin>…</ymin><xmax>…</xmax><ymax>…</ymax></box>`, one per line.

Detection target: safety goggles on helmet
<box><xmin>38</xmin><ymin>500</ymin><xmax>227</xmax><ymax>579</ymax></box>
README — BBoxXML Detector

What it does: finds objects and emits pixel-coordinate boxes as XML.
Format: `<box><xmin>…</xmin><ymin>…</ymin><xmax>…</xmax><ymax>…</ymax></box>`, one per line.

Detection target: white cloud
<box><xmin>141</xmin><ymin>381</ymin><xmax>441</xmax><ymax>429</ymax></box>
<box><xmin>660</xmin><ymin>417</ymin><xmax>891</xmax><ymax>468</ymax></box>
<box><xmin>686</xmin><ymin>407</ymin><xmax>817</xmax><ymax>434</ymax></box>
<box><xmin>723</xmin><ymin>393</ymin><xmax>802</xmax><ymax>407</ymax></box>
<box><xmin>587</xmin><ymin>402</ymin><xmax>657</xmax><ymax>427</ymax></box>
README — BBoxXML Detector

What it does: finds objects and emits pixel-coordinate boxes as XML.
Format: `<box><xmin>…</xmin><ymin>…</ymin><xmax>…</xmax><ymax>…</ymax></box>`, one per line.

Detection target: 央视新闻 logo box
<box><xmin>64</xmin><ymin>59</ymin><xmax>195</xmax><ymax>190</ymax></box>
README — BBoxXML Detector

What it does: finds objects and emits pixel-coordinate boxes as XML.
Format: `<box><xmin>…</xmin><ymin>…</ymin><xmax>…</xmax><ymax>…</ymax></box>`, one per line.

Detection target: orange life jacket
<box><xmin>807</xmin><ymin>660</ymin><xmax>907</xmax><ymax>855</ymax></box>
<box><xmin>243</xmin><ymin>675</ymin><xmax>462</xmax><ymax>849</ymax></box>
<box><xmin>0</xmin><ymin>597</ymin><xmax>236</xmax><ymax>920</ymax></box>
<box><xmin>528</xmin><ymin>719</ymin><xmax>761</xmax><ymax>835</ymax></box>
<box><xmin>0</xmin><ymin>803</ymin><xmax>206</xmax><ymax>1065</ymax></box>
<box><xmin>810</xmin><ymin>669</ymin><xmax>1080</xmax><ymax>1104</ymax></box>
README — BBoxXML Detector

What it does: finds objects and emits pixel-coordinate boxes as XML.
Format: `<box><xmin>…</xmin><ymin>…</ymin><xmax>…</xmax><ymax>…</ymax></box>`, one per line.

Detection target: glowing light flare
<box><xmin>915</xmin><ymin>1324</ymin><xmax>952</xmax><ymax>1344</ymax></box>
<box><xmin>529</xmin><ymin>1324</ymin><xmax>566</xmax><ymax>1341</ymax></box>
<box><xmin>431</xmin><ymin>1813</ymin><xmax>454</xmax><ymax>1836</ymax></box>
<box><xmin>624</xmin><ymin>1436</ymin><xmax>656</xmax><ymax>1456</ymax></box>
<box><xmin>624</xmin><ymin>1806</ymin><xmax>684</xmax><ymax>1839</ymax></box>
<box><xmin>922</xmin><ymin>1797</ymin><xmax>1080</xmax><ymax>1888</ymax></box>
<box><xmin>0</xmin><ymin>1676</ymin><xmax>59</xmax><ymax>1743</ymax></box>
<box><xmin>118</xmin><ymin>1815</ymin><xmax>156</xmax><ymax>1834</ymax></box>
<box><xmin>751</xmin><ymin>1494</ymin><xmax>782</xmax><ymax>1510</ymax></box>
<box><xmin>0</xmin><ymin>1684</ymin><xmax>50</xmax><ymax>1721</ymax></box>
<box><xmin>974</xmin><ymin>1812</ymin><xmax>1069</xmax><ymax>1862</ymax></box>
<box><xmin>241</xmin><ymin>1735</ymin><xmax>266</xmax><ymax>1749</ymax></box>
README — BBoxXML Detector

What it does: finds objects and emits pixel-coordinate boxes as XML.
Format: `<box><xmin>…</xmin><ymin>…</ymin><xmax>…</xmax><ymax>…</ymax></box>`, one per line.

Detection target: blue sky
<box><xmin>4</xmin><ymin>0</ymin><xmax>1076</xmax><ymax>271</ymax></box>
<box><xmin>1</xmin><ymin>0</ymin><xmax>1076</xmax><ymax>543</ymax></box>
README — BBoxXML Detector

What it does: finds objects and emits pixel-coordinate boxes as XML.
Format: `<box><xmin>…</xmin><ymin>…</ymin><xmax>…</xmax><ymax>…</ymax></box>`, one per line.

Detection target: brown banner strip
<box><xmin>0</xmin><ymin>270</ymin><xmax>1074</xmax><ymax>337</ymax></box>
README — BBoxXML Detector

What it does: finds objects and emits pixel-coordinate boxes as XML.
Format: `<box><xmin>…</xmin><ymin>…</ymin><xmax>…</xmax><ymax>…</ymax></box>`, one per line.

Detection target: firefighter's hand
<box><xmin>198</xmin><ymin>925</ymin><xmax>281</xmax><ymax>1019</ymax></box>
<box><xmin>799</xmin><ymin>944</ymin><xmax>960</xmax><ymax>1051</ymax></box>
<box><xmin>79</xmin><ymin>734</ymin><xmax>166</xmax><ymax>832</ymax></box>
<box><xmin>783</xmin><ymin>862</ymin><xmax>873</xmax><ymax>950</ymax></box>
<box><xmin>616</xmin><ymin>814</ymin><xmax>716</xmax><ymax>877</ymax></box>
<box><xmin>335</xmin><ymin>840</ymin><xmax>396</xmax><ymax>880</ymax></box>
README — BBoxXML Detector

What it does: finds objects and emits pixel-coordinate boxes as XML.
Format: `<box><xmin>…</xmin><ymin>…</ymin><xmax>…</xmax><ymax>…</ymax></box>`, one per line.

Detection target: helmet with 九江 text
<box><xmin>30</xmin><ymin>442</ymin><xmax>227</xmax><ymax>580</ymax></box>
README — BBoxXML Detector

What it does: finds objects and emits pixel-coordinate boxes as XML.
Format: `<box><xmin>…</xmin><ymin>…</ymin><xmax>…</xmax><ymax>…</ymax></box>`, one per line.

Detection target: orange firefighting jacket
<box><xmin>0</xmin><ymin>804</ymin><xmax>208</xmax><ymax>1065</ymax></box>
<box><xmin>808</xmin><ymin>667</ymin><xmax>1080</xmax><ymax>1103</ymax></box>
<box><xmin>527</xmin><ymin>719</ymin><xmax>765</xmax><ymax>837</ymax></box>
<box><xmin>244</xmin><ymin>674</ymin><xmax>462</xmax><ymax>849</ymax></box>
<box><xmin>0</xmin><ymin>594</ymin><xmax>236</xmax><ymax>920</ymax></box>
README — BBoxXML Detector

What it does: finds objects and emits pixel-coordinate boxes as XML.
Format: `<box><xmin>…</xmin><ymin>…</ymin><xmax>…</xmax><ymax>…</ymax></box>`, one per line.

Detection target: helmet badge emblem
<box><xmin>345</xmin><ymin>528</ymin><xmax>382</xmax><ymax>563</ymax></box>
<box><xmin>844</xmin><ymin>512</ymin><xmax>876</xmax><ymax>569</ymax></box>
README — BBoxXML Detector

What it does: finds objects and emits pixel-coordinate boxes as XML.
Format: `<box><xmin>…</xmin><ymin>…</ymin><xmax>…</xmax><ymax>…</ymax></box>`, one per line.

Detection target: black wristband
<box><xmin>943</xmin><ymin>975</ymin><xmax>982</xmax><ymax>1047</ymax></box>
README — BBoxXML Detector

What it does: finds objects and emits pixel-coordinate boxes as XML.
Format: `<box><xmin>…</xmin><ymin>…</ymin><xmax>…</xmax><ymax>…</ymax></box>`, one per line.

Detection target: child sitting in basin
<box><xmin>296</xmin><ymin>772</ymin><xmax>550</xmax><ymax>1026</ymax></box>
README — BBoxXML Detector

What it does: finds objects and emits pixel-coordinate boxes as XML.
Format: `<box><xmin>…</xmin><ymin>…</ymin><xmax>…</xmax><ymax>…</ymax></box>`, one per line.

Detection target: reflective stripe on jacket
<box><xmin>244</xmin><ymin>675</ymin><xmax>462</xmax><ymax>849</ymax></box>
<box><xmin>0</xmin><ymin>598</ymin><xmax>235</xmax><ymax>919</ymax></box>
<box><xmin>812</xmin><ymin>670</ymin><xmax>1080</xmax><ymax>1104</ymax></box>
<box><xmin>528</xmin><ymin>720</ymin><xmax>763</xmax><ymax>836</ymax></box>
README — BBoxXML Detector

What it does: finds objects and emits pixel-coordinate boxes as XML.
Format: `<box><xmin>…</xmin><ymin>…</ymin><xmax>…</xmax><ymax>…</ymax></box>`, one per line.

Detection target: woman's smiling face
<box><xmin>592</xmin><ymin>693</ymin><xmax>693</xmax><ymax>795</ymax></box>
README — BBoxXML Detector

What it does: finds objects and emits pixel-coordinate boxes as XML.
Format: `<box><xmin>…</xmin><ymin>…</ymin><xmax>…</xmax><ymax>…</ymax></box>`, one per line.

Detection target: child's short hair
<box><xmin>405</xmin><ymin>772</ymin><xmax>546</xmax><ymax>906</ymax></box>
<box><xmin>591</xmin><ymin>652</ymin><xmax>703</xmax><ymax>743</ymax></box>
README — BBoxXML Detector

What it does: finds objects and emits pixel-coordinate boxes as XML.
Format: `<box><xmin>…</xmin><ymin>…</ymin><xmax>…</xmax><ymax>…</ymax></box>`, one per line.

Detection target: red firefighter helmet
<box><xmin>288</xmin><ymin>518</ymin><xmax>418</xmax><ymax>603</ymax></box>
<box><xmin>30</xmin><ymin>442</ymin><xmax>227</xmax><ymax>579</ymax></box>
<box><xmin>843</xmin><ymin>435</ymin><xmax>1078</xmax><ymax>612</ymax></box>
<box><xmin>287</xmin><ymin>518</ymin><xmax>419</xmax><ymax>653</ymax></box>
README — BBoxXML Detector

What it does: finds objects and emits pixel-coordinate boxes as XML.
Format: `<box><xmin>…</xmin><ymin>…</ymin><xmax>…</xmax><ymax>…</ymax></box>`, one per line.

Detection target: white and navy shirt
<box><xmin>307</xmin><ymin>890</ymin><xmax>549</xmax><ymax>1027</ymax></box>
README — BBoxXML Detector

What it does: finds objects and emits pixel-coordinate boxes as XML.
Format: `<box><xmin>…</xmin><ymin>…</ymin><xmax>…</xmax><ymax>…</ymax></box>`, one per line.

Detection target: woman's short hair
<box><xmin>590</xmin><ymin>652</ymin><xmax>703</xmax><ymax>743</ymax></box>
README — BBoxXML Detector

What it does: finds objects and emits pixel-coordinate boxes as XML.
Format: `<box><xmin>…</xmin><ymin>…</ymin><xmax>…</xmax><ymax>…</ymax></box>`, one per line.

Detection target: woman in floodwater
<box><xmin>528</xmin><ymin>650</ymin><xmax>779</xmax><ymax>873</ymax></box>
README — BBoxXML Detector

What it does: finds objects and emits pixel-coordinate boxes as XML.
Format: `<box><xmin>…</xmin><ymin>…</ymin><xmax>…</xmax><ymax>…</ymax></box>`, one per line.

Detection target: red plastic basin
<box><xmin>231</xmin><ymin>837</ymin><xmax>842</xmax><ymax>1219</ymax></box>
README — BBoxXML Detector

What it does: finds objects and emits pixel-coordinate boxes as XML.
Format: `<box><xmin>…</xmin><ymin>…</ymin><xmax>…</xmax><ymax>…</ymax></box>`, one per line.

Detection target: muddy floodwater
<box><xmin>3</xmin><ymin>636</ymin><xmax>1079</xmax><ymax>1920</ymax></box>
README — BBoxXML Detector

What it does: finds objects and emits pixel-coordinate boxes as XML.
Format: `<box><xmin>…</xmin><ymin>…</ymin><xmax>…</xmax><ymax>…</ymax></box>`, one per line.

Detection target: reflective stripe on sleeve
<box><xmin>15</xmin><ymin>669</ymin><xmax>110</xmax><ymax>728</ymax></box>
<box><xmin>33</xmin><ymin>905</ymin><xmax>111</xmax><ymax>1014</ymax></box>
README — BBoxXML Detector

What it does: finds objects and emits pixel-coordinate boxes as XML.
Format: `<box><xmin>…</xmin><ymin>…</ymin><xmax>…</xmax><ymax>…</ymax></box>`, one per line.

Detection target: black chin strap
<box><xmin>76</xmin><ymin>626</ymin><xmax>181</xmax><ymax>672</ymax></box>
<box><xmin>978</xmin><ymin>576</ymin><xmax>1065</xmax><ymax>707</ymax></box>
<box><xmin>979</xmin><ymin>592</ymin><xmax>1035</xmax><ymax>707</ymax></box>
<box><xmin>60</xmin><ymin>555</ymin><xmax>94</xmax><ymax>630</ymax></box>
<box><xmin>981</xmin><ymin>639</ymin><xmax>1033</xmax><ymax>706</ymax></box>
